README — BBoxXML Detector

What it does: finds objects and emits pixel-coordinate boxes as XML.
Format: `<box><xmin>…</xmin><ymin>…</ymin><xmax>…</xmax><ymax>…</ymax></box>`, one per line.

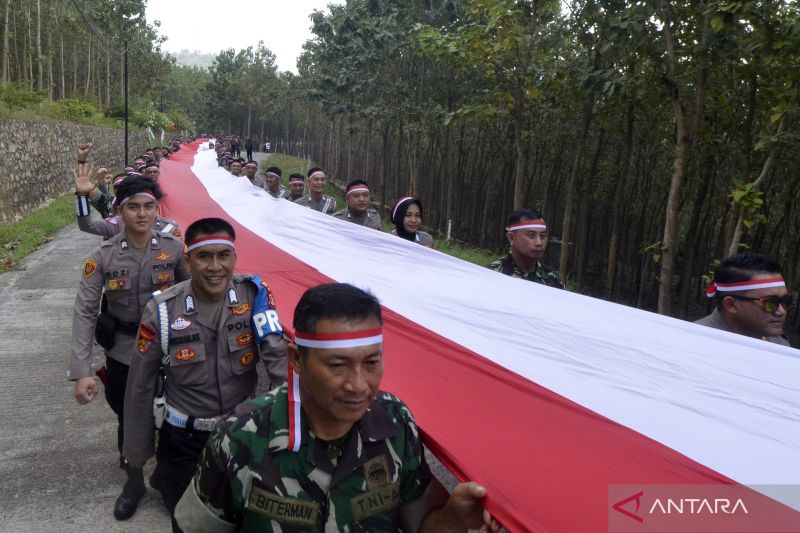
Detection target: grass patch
<box><xmin>436</xmin><ymin>240</ymin><xmax>499</xmax><ymax>267</ymax></box>
<box><xmin>0</xmin><ymin>194</ymin><xmax>76</xmax><ymax>272</ymax></box>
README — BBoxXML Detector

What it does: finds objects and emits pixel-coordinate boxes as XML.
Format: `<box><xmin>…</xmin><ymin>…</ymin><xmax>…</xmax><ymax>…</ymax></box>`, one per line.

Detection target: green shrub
<box><xmin>54</xmin><ymin>98</ymin><xmax>97</xmax><ymax>121</ymax></box>
<box><xmin>0</xmin><ymin>83</ymin><xmax>46</xmax><ymax>108</ymax></box>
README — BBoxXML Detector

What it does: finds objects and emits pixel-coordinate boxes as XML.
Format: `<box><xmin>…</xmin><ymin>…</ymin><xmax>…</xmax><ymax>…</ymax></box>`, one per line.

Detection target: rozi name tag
<box><xmin>246</xmin><ymin>485</ymin><xmax>319</xmax><ymax>526</ymax></box>
<box><xmin>350</xmin><ymin>482</ymin><xmax>400</xmax><ymax>521</ymax></box>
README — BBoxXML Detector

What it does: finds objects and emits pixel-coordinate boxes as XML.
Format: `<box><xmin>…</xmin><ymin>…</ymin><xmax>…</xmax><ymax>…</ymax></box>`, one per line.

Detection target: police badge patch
<box><xmin>231</xmin><ymin>303</ymin><xmax>251</xmax><ymax>316</ymax></box>
<box><xmin>83</xmin><ymin>259</ymin><xmax>97</xmax><ymax>277</ymax></box>
<box><xmin>175</xmin><ymin>348</ymin><xmax>196</xmax><ymax>362</ymax></box>
<box><xmin>170</xmin><ymin>317</ymin><xmax>191</xmax><ymax>330</ymax></box>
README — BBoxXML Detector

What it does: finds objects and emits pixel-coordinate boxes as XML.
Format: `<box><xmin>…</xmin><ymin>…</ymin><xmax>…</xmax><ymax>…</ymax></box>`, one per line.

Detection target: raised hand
<box><xmin>73</xmin><ymin>164</ymin><xmax>97</xmax><ymax>195</ymax></box>
<box><xmin>77</xmin><ymin>142</ymin><xmax>92</xmax><ymax>162</ymax></box>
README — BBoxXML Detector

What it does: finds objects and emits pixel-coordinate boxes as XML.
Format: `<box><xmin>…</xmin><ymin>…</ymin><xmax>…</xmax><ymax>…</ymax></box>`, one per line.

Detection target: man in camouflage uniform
<box><xmin>68</xmin><ymin>176</ymin><xmax>190</xmax><ymax>521</ymax></box>
<box><xmin>175</xmin><ymin>283</ymin><xmax>499</xmax><ymax>532</ymax></box>
<box><xmin>283</xmin><ymin>173</ymin><xmax>305</xmax><ymax>202</ymax></box>
<box><xmin>123</xmin><ymin>217</ymin><xmax>287</xmax><ymax>529</ymax></box>
<box><xmin>333</xmin><ymin>179</ymin><xmax>383</xmax><ymax>230</ymax></box>
<box><xmin>488</xmin><ymin>208</ymin><xmax>564</xmax><ymax>289</ymax></box>
<box><xmin>295</xmin><ymin>167</ymin><xmax>337</xmax><ymax>214</ymax></box>
<box><xmin>73</xmin><ymin>145</ymin><xmax>182</xmax><ymax>239</ymax></box>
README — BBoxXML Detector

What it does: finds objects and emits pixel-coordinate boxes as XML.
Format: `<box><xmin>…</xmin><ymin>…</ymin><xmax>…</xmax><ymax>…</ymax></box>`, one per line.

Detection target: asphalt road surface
<box><xmin>0</xmin><ymin>222</ymin><xmax>460</xmax><ymax>533</ymax></box>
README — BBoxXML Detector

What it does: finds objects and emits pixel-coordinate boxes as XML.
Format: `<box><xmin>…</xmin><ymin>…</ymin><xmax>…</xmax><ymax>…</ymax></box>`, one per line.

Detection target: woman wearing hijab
<box><xmin>390</xmin><ymin>197</ymin><xmax>434</xmax><ymax>248</ymax></box>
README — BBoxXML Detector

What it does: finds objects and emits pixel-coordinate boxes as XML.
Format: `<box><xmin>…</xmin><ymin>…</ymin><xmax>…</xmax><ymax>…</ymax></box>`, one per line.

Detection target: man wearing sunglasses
<box><xmin>696</xmin><ymin>252</ymin><xmax>792</xmax><ymax>346</ymax></box>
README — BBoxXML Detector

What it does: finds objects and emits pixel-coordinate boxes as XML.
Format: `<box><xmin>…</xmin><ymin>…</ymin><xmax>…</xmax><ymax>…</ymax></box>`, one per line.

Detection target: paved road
<box><xmin>0</xmin><ymin>221</ymin><xmax>460</xmax><ymax>532</ymax></box>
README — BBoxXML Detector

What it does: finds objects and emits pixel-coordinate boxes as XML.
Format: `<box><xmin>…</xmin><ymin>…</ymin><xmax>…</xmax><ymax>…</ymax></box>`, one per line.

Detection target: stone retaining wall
<box><xmin>0</xmin><ymin>119</ymin><xmax>149</xmax><ymax>222</ymax></box>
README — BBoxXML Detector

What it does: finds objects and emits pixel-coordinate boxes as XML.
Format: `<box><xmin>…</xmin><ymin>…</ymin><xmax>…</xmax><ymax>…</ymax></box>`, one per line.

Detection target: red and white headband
<box><xmin>506</xmin><ymin>220</ymin><xmax>547</xmax><ymax>231</ymax></box>
<box><xmin>706</xmin><ymin>277</ymin><xmax>785</xmax><ymax>297</ymax></box>
<box><xmin>287</xmin><ymin>327</ymin><xmax>382</xmax><ymax>452</ymax></box>
<box><xmin>346</xmin><ymin>186</ymin><xmax>370</xmax><ymax>197</ymax></box>
<box><xmin>308</xmin><ymin>171</ymin><xmax>326</xmax><ymax>180</ymax></box>
<box><xmin>266</xmin><ymin>171</ymin><xmax>280</xmax><ymax>179</ymax></box>
<box><xmin>185</xmin><ymin>236</ymin><xmax>236</xmax><ymax>254</ymax></box>
<box><xmin>294</xmin><ymin>328</ymin><xmax>383</xmax><ymax>349</ymax></box>
<box><xmin>119</xmin><ymin>191</ymin><xmax>157</xmax><ymax>207</ymax></box>
<box><xmin>392</xmin><ymin>196</ymin><xmax>414</xmax><ymax>220</ymax></box>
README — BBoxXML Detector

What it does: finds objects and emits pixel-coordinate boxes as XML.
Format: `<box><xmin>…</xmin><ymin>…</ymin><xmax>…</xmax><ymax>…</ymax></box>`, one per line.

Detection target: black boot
<box><xmin>114</xmin><ymin>461</ymin><xmax>146</xmax><ymax>520</ymax></box>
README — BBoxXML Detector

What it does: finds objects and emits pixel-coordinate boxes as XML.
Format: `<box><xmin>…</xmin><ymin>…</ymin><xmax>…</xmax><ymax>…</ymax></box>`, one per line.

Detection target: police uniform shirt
<box><xmin>123</xmin><ymin>276</ymin><xmax>288</xmax><ymax>467</ymax></box>
<box><xmin>75</xmin><ymin>193</ymin><xmax>182</xmax><ymax>240</ymax></box>
<box><xmin>68</xmin><ymin>231</ymin><xmax>189</xmax><ymax>380</ymax></box>
<box><xmin>175</xmin><ymin>385</ymin><xmax>433</xmax><ymax>532</ymax></box>
<box><xmin>295</xmin><ymin>195</ymin><xmax>337</xmax><ymax>215</ymax></box>
<box><xmin>332</xmin><ymin>208</ymin><xmax>383</xmax><ymax>231</ymax></box>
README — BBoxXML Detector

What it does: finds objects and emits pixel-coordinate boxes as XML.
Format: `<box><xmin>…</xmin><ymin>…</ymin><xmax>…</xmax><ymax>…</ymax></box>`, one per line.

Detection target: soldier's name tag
<box><xmin>350</xmin><ymin>482</ymin><xmax>400</xmax><ymax>521</ymax></box>
<box><xmin>246</xmin><ymin>486</ymin><xmax>319</xmax><ymax>526</ymax></box>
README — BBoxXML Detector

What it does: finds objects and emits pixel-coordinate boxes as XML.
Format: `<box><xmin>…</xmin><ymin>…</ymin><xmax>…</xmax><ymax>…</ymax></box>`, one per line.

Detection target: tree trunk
<box><xmin>559</xmin><ymin>92</ymin><xmax>596</xmax><ymax>277</ymax></box>
<box><xmin>511</xmin><ymin>113</ymin><xmax>526</xmax><ymax>209</ymax></box>
<box><xmin>35</xmin><ymin>0</ymin><xmax>42</xmax><ymax>90</ymax></box>
<box><xmin>656</xmin><ymin>2</ymin><xmax>712</xmax><ymax>315</ymax></box>
<box><xmin>727</xmin><ymin>114</ymin><xmax>786</xmax><ymax>255</ymax></box>
<box><xmin>575</xmin><ymin>129</ymin><xmax>605</xmax><ymax>288</ymax></box>
<box><xmin>606</xmin><ymin>100</ymin><xmax>635</xmax><ymax>298</ymax></box>
<box><xmin>1</xmin><ymin>0</ymin><xmax>11</xmax><ymax>83</ymax></box>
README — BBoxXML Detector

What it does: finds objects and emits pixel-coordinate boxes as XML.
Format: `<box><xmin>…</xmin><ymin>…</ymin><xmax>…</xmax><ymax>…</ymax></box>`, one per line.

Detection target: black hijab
<box><xmin>391</xmin><ymin>197</ymin><xmax>423</xmax><ymax>242</ymax></box>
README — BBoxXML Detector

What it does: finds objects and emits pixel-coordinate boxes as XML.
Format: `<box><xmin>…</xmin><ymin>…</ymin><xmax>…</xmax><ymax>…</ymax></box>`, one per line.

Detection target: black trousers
<box><xmin>104</xmin><ymin>356</ymin><xmax>129</xmax><ymax>456</ymax></box>
<box><xmin>153</xmin><ymin>422</ymin><xmax>212</xmax><ymax>513</ymax></box>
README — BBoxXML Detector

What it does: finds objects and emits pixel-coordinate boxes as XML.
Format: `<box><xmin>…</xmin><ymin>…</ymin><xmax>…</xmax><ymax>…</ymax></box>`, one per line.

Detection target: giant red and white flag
<box><xmin>158</xmin><ymin>140</ymin><xmax>800</xmax><ymax>532</ymax></box>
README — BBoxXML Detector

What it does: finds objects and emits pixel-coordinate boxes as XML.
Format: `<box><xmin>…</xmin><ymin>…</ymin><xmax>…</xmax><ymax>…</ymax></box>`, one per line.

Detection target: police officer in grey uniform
<box><xmin>123</xmin><ymin>217</ymin><xmax>287</xmax><ymax>529</ymax></box>
<box><xmin>333</xmin><ymin>179</ymin><xmax>383</xmax><ymax>230</ymax></box>
<box><xmin>295</xmin><ymin>167</ymin><xmax>337</xmax><ymax>214</ymax></box>
<box><xmin>73</xmin><ymin>149</ymin><xmax>182</xmax><ymax>239</ymax></box>
<box><xmin>68</xmin><ymin>176</ymin><xmax>190</xmax><ymax>521</ymax></box>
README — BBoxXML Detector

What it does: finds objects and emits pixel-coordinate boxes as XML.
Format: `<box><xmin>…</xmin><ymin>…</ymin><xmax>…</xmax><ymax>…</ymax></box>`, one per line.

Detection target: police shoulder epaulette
<box><xmin>99</xmin><ymin>239</ymin><xmax>114</xmax><ymax>248</ymax></box>
<box><xmin>367</xmin><ymin>208</ymin><xmax>378</xmax><ymax>215</ymax></box>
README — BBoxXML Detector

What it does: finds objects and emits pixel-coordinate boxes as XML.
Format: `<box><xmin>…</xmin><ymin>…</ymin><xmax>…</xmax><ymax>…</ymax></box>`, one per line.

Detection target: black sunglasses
<box><xmin>729</xmin><ymin>294</ymin><xmax>794</xmax><ymax>313</ymax></box>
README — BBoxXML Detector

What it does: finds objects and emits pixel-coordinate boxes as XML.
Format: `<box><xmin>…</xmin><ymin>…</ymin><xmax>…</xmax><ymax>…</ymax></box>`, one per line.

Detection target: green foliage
<box><xmin>730</xmin><ymin>178</ymin><xmax>767</xmax><ymax>230</ymax></box>
<box><xmin>0</xmin><ymin>195</ymin><xmax>75</xmax><ymax>272</ymax></box>
<box><xmin>0</xmin><ymin>84</ymin><xmax>46</xmax><ymax>109</ymax></box>
<box><xmin>53</xmin><ymin>99</ymin><xmax>98</xmax><ymax>121</ymax></box>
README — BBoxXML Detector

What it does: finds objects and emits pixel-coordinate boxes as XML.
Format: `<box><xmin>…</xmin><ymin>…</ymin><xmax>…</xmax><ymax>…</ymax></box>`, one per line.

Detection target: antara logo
<box><xmin>649</xmin><ymin>498</ymin><xmax>748</xmax><ymax>515</ymax></box>
<box><xmin>612</xmin><ymin>490</ymin><xmax>749</xmax><ymax>524</ymax></box>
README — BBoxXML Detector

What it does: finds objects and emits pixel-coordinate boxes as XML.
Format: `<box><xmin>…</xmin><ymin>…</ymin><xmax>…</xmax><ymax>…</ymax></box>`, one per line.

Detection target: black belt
<box><xmin>115</xmin><ymin>320</ymin><xmax>140</xmax><ymax>335</ymax></box>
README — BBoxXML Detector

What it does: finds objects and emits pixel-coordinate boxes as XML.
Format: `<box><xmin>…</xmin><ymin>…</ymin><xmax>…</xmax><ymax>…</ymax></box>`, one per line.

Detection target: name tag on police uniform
<box><xmin>247</xmin><ymin>485</ymin><xmax>319</xmax><ymax>526</ymax></box>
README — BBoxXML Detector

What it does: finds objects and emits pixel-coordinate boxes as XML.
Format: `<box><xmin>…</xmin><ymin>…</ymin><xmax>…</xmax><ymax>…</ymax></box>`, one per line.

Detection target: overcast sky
<box><xmin>145</xmin><ymin>0</ymin><xmax>344</xmax><ymax>73</ymax></box>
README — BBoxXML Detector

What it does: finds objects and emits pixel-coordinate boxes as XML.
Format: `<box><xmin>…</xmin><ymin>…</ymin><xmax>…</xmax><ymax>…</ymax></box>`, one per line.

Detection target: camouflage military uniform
<box><xmin>295</xmin><ymin>195</ymin><xmax>337</xmax><ymax>215</ymax></box>
<box><xmin>124</xmin><ymin>275</ymin><xmax>288</xmax><ymax>513</ymax></box>
<box><xmin>175</xmin><ymin>385</ymin><xmax>432</xmax><ymax>532</ymax></box>
<box><xmin>75</xmin><ymin>192</ymin><xmax>182</xmax><ymax>239</ymax></box>
<box><xmin>488</xmin><ymin>253</ymin><xmax>564</xmax><ymax>288</ymax></box>
<box><xmin>332</xmin><ymin>208</ymin><xmax>383</xmax><ymax>231</ymax></box>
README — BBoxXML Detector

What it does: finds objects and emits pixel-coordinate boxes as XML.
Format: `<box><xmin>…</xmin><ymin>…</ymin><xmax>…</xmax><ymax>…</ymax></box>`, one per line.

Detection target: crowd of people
<box><xmin>67</xmin><ymin>137</ymin><xmax>500</xmax><ymax>532</ymax></box>
<box><xmin>66</xmin><ymin>134</ymin><xmax>794</xmax><ymax>532</ymax></box>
